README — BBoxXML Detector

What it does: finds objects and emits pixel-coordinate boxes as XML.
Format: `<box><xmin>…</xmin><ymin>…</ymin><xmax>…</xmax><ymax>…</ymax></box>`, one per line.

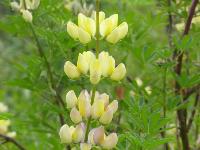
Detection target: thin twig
<box><xmin>29</xmin><ymin>24</ymin><xmax>65</xmax><ymax>125</ymax></box>
<box><xmin>0</xmin><ymin>134</ymin><xmax>26</xmax><ymax>150</ymax></box>
<box><xmin>173</xmin><ymin>0</ymin><xmax>199</xmax><ymax>150</ymax></box>
<box><xmin>187</xmin><ymin>93</ymin><xmax>199</xmax><ymax>131</ymax></box>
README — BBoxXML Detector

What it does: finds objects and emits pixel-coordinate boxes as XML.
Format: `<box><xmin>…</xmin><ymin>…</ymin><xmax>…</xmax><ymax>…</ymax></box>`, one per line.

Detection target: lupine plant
<box><xmin>59</xmin><ymin>1</ymin><xmax>128</xmax><ymax>149</ymax></box>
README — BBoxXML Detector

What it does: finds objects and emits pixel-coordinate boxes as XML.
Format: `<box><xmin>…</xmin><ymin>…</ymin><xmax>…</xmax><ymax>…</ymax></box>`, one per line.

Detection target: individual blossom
<box><xmin>59</xmin><ymin>123</ymin><xmax>85</xmax><ymax>144</ymax></box>
<box><xmin>64</xmin><ymin>61</ymin><xmax>80</xmax><ymax>79</ymax></box>
<box><xmin>0</xmin><ymin>103</ymin><xmax>16</xmax><ymax>138</ymax></box>
<box><xmin>0</xmin><ymin>102</ymin><xmax>8</xmax><ymax>113</ymax></box>
<box><xmin>88</xmin><ymin>126</ymin><xmax>118</xmax><ymax>149</ymax></box>
<box><xmin>110</xmin><ymin>63</ymin><xmax>126</xmax><ymax>81</ymax></box>
<box><xmin>67</xmin><ymin>13</ymin><xmax>96</xmax><ymax>44</ymax></box>
<box><xmin>66</xmin><ymin>90</ymin><xmax>78</xmax><ymax>108</ymax></box>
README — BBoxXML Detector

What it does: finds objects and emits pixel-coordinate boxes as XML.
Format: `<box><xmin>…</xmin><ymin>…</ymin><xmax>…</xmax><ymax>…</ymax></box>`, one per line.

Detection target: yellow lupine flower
<box><xmin>0</xmin><ymin>102</ymin><xmax>8</xmax><ymax>113</ymax></box>
<box><xmin>72</xmin><ymin>123</ymin><xmax>85</xmax><ymax>143</ymax></box>
<box><xmin>78</xmin><ymin>13</ymin><xmax>96</xmax><ymax>36</ymax></box>
<box><xmin>110</xmin><ymin>63</ymin><xmax>126</xmax><ymax>81</ymax></box>
<box><xmin>98</xmin><ymin>51</ymin><xmax>115</xmax><ymax>77</ymax></box>
<box><xmin>66</xmin><ymin>90</ymin><xmax>78</xmax><ymax>108</ymax></box>
<box><xmin>59</xmin><ymin>124</ymin><xmax>74</xmax><ymax>144</ymax></box>
<box><xmin>106</xmin><ymin>100</ymin><xmax>118</xmax><ymax>114</ymax></box>
<box><xmin>100</xmin><ymin>14</ymin><xmax>118</xmax><ymax>37</ymax></box>
<box><xmin>100</xmin><ymin>133</ymin><xmax>118</xmax><ymax>149</ymax></box>
<box><xmin>94</xmin><ymin>92</ymin><xmax>109</xmax><ymax>107</ymax></box>
<box><xmin>77</xmin><ymin>51</ymin><xmax>95</xmax><ymax>74</ymax></box>
<box><xmin>90</xmin><ymin>59</ymin><xmax>102</xmax><ymax>84</ymax></box>
<box><xmin>70</xmin><ymin>107</ymin><xmax>82</xmax><ymax>124</ymax></box>
<box><xmin>78</xmin><ymin>91</ymin><xmax>91</xmax><ymax>118</ymax></box>
<box><xmin>64</xmin><ymin>61</ymin><xmax>80</xmax><ymax>79</ymax></box>
<box><xmin>92</xmin><ymin>126</ymin><xmax>104</xmax><ymax>144</ymax></box>
<box><xmin>91</xmin><ymin>100</ymin><xmax>104</xmax><ymax>119</ymax></box>
<box><xmin>106</xmin><ymin>22</ymin><xmax>128</xmax><ymax>44</ymax></box>
<box><xmin>80</xmin><ymin>143</ymin><xmax>92</xmax><ymax>150</ymax></box>
<box><xmin>99</xmin><ymin>109</ymin><xmax>113</xmax><ymax>125</ymax></box>
<box><xmin>67</xmin><ymin>13</ymin><xmax>95</xmax><ymax>44</ymax></box>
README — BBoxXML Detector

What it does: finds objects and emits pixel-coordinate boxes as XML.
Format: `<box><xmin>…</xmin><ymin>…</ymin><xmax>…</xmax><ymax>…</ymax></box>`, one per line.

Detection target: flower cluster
<box><xmin>67</xmin><ymin>12</ymin><xmax>128</xmax><ymax>44</ymax></box>
<box><xmin>0</xmin><ymin>102</ymin><xmax>16</xmax><ymax>138</ymax></box>
<box><xmin>64</xmin><ymin>51</ymin><xmax>126</xmax><ymax>84</ymax></box>
<box><xmin>60</xmin><ymin>2</ymin><xmax>128</xmax><ymax>149</ymax></box>
<box><xmin>10</xmin><ymin>0</ymin><xmax>40</xmax><ymax>23</ymax></box>
<box><xmin>59</xmin><ymin>90</ymin><xmax>118</xmax><ymax>149</ymax></box>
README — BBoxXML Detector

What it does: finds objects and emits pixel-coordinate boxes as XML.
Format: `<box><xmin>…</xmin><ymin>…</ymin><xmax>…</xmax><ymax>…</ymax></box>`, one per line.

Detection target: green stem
<box><xmin>84</xmin><ymin>86</ymin><xmax>96</xmax><ymax>142</ymax></box>
<box><xmin>95</xmin><ymin>0</ymin><xmax>100</xmax><ymax>57</ymax></box>
<box><xmin>84</xmin><ymin>0</ymin><xmax>100</xmax><ymax>143</ymax></box>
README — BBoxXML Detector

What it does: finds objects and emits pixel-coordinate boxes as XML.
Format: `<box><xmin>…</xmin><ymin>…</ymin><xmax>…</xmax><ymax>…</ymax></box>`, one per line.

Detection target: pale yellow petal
<box><xmin>78</xmin><ymin>27</ymin><xmax>91</xmax><ymax>44</ymax></box>
<box><xmin>100</xmin><ymin>133</ymin><xmax>118</xmax><ymax>149</ymax></box>
<box><xmin>66</xmin><ymin>90</ymin><xmax>78</xmax><ymax>108</ymax></box>
<box><xmin>64</xmin><ymin>61</ymin><xmax>80</xmax><ymax>79</ymax></box>
<box><xmin>59</xmin><ymin>124</ymin><xmax>73</xmax><ymax>144</ymax></box>
<box><xmin>67</xmin><ymin>21</ymin><xmax>79</xmax><ymax>40</ymax></box>
<box><xmin>110</xmin><ymin>63</ymin><xmax>126</xmax><ymax>81</ymax></box>
<box><xmin>70</xmin><ymin>107</ymin><xmax>82</xmax><ymax>124</ymax></box>
<box><xmin>90</xmin><ymin>59</ymin><xmax>102</xmax><ymax>84</ymax></box>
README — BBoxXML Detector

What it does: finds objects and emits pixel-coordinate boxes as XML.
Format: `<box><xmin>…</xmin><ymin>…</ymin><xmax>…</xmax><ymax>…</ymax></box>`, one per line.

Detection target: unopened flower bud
<box><xmin>99</xmin><ymin>109</ymin><xmax>113</xmax><ymax>125</ymax></box>
<box><xmin>110</xmin><ymin>63</ymin><xmax>126</xmax><ymax>81</ymax></box>
<box><xmin>106</xmin><ymin>22</ymin><xmax>128</xmax><ymax>44</ymax></box>
<box><xmin>80</xmin><ymin>143</ymin><xmax>91</xmax><ymax>150</ymax></box>
<box><xmin>145</xmin><ymin>86</ymin><xmax>152</xmax><ymax>95</ymax></box>
<box><xmin>21</xmin><ymin>10</ymin><xmax>33</xmax><ymax>23</ymax></box>
<box><xmin>100</xmin><ymin>133</ymin><xmax>118</xmax><ymax>149</ymax></box>
<box><xmin>7</xmin><ymin>131</ymin><xmax>16</xmax><ymax>138</ymax></box>
<box><xmin>0</xmin><ymin>102</ymin><xmax>8</xmax><ymax>113</ymax></box>
<box><xmin>64</xmin><ymin>61</ymin><xmax>80</xmax><ymax>79</ymax></box>
<box><xmin>0</xmin><ymin>120</ymin><xmax>10</xmax><ymax>134</ymax></box>
<box><xmin>72</xmin><ymin>123</ymin><xmax>85</xmax><ymax>143</ymax></box>
<box><xmin>107</xmin><ymin>100</ymin><xmax>118</xmax><ymax>114</ymax></box>
<box><xmin>59</xmin><ymin>124</ymin><xmax>74</xmax><ymax>144</ymax></box>
<box><xmin>90</xmin><ymin>59</ymin><xmax>102</xmax><ymax>84</ymax></box>
<box><xmin>66</xmin><ymin>90</ymin><xmax>78</xmax><ymax>108</ymax></box>
<box><xmin>135</xmin><ymin>77</ymin><xmax>143</xmax><ymax>87</ymax></box>
<box><xmin>10</xmin><ymin>2</ymin><xmax>20</xmax><ymax>11</ymax></box>
<box><xmin>70</xmin><ymin>107</ymin><xmax>82</xmax><ymax>124</ymax></box>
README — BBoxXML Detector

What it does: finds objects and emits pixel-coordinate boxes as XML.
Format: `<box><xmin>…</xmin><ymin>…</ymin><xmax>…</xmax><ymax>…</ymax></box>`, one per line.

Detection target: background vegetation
<box><xmin>0</xmin><ymin>0</ymin><xmax>200</xmax><ymax>149</ymax></box>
